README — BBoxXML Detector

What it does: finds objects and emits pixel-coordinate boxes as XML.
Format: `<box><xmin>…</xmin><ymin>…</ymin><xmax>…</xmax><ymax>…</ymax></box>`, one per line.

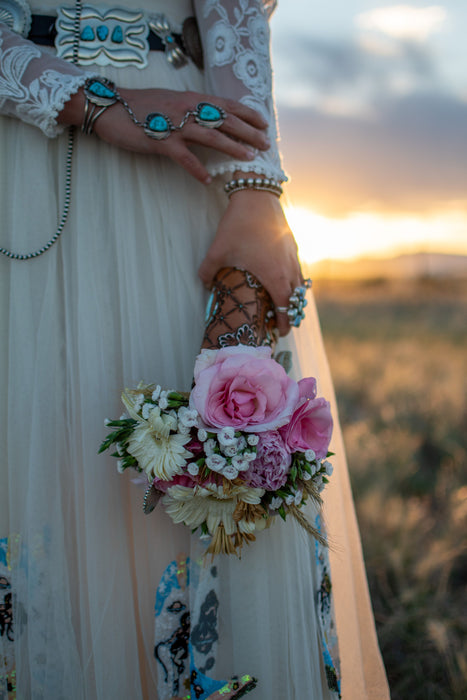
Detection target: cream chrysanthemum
<box><xmin>163</xmin><ymin>483</ymin><xmax>264</xmax><ymax>536</ymax></box>
<box><xmin>126</xmin><ymin>405</ymin><xmax>192</xmax><ymax>481</ymax></box>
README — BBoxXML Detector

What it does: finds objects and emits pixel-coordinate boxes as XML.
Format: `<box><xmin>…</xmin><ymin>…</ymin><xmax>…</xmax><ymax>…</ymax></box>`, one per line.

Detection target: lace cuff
<box><xmin>194</xmin><ymin>0</ymin><xmax>287</xmax><ymax>182</ymax></box>
<box><xmin>0</xmin><ymin>24</ymin><xmax>88</xmax><ymax>137</ymax></box>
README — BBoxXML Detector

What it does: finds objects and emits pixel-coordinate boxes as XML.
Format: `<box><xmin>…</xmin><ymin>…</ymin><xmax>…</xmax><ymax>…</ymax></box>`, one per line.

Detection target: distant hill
<box><xmin>305</xmin><ymin>252</ymin><xmax>467</xmax><ymax>279</ymax></box>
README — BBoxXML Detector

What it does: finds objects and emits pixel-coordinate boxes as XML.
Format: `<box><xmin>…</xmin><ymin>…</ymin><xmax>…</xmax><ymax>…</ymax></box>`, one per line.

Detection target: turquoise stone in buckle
<box><xmin>144</xmin><ymin>113</ymin><xmax>174</xmax><ymax>140</ymax></box>
<box><xmin>195</xmin><ymin>103</ymin><xmax>226</xmax><ymax>129</ymax></box>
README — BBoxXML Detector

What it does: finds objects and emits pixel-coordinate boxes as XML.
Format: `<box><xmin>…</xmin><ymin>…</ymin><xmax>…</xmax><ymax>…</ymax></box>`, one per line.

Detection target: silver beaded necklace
<box><xmin>0</xmin><ymin>0</ymin><xmax>83</xmax><ymax>260</ymax></box>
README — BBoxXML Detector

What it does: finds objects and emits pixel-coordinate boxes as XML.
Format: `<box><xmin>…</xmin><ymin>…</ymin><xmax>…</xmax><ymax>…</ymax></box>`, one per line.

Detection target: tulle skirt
<box><xmin>0</xmin><ymin>43</ymin><xmax>389</xmax><ymax>700</ymax></box>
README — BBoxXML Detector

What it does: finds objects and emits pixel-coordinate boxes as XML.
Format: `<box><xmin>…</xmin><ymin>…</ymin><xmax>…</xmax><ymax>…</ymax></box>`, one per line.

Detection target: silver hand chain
<box><xmin>0</xmin><ymin>0</ymin><xmax>83</xmax><ymax>260</ymax></box>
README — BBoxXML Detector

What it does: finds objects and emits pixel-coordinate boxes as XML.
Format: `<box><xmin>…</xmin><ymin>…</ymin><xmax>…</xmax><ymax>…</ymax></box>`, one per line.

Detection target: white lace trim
<box><xmin>37</xmin><ymin>72</ymin><xmax>89</xmax><ymax>137</ymax></box>
<box><xmin>207</xmin><ymin>160</ymin><xmax>288</xmax><ymax>179</ymax></box>
<box><xmin>197</xmin><ymin>0</ymin><xmax>287</xmax><ymax>183</ymax></box>
<box><xmin>0</xmin><ymin>26</ymin><xmax>87</xmax><ymax>137</ymax></box>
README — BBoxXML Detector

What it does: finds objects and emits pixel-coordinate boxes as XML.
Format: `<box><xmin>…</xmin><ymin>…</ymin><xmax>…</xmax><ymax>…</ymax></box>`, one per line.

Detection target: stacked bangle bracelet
<box><xmin>224</xmin><ymin>177</ymin><xmax>283</xmax><ymax>198</ymax></box>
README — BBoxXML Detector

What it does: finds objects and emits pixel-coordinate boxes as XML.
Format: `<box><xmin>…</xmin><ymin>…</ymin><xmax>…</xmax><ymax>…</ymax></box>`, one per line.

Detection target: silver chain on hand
<box><xmin>0</xmin><ymin>0</ymin><xmax>83</xmax><ymax>260</ymax></box>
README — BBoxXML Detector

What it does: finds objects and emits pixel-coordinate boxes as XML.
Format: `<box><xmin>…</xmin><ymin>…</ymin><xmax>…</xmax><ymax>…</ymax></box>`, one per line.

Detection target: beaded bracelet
<box><xmin>224</xmin><ymin>177</ymin><xmax>283</xmax><ymax>198</ymax></box>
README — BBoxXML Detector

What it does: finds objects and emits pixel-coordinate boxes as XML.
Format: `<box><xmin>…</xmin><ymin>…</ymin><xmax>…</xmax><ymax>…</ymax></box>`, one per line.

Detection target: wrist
<box><xmin>57</xmin><ymin>87</ymin><xmax>85</xmax><ymax>127</ymax></box>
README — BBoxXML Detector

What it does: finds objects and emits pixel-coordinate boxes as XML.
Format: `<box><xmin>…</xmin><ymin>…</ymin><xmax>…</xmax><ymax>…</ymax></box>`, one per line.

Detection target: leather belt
<box><xmin>28</xmin><ymin>13</ymin><xmax>181</xmax><ymax>51</ymax></box>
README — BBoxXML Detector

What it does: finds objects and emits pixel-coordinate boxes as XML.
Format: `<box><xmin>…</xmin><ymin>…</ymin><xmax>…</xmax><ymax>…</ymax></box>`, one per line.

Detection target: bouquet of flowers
<box><xmin>100</xmin><ymin>269</ymin><xmax>334</xmax><ymax>556</ymax></box>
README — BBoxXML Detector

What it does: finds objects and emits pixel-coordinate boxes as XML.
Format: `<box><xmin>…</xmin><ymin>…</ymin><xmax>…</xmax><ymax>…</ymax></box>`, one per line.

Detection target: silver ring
<box><xmin>178</xmin><ymin>102</ymin><xmax>227</xmax><ymax>130</ymax></box>
<box><xmin>276</xmin><ymin>279</ymin><xmax>312</xmax><ymax>328</ymax></box>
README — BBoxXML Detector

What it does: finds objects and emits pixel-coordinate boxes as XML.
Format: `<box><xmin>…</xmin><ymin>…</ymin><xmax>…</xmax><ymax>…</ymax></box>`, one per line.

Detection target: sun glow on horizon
<box><xmin>285</xmin><ymin>206</ymin><xmax>467</xmax><ymax>264</ymax></box>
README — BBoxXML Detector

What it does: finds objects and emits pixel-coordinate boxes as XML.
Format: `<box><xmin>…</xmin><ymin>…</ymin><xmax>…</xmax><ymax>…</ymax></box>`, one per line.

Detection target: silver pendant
<box><xmin>148</xmin><ymin>13</ymin><xmax>187</xmax><ymax>69</ymax></box>
<box><xmin>0</xmin><ymin>0</ymin><xmax>31</xmax><ymax>37</ymax></box>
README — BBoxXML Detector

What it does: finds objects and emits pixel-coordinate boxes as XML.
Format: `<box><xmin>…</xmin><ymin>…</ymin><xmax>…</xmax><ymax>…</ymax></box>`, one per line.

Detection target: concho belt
<box><xmin>0</xmin><ymin>0</ymin><xmax>203</xmax><ymax>69</ymax></box>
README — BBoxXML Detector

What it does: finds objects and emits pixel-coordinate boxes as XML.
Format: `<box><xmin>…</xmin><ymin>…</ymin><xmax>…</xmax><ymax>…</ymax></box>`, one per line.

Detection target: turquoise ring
<box><xmin>194</xmin><ymin>102</ymin><xmax>226</xmax><ymax>128</ymax></box>
<box><xmin>143</xmin><ymin>112</ymin><xmax>174</xmax><ymax>140</ymax></box>
<box><xmin>276</xmin><ymin>280</ymin><xmax>312</xmax><ymax>328</ymax></box>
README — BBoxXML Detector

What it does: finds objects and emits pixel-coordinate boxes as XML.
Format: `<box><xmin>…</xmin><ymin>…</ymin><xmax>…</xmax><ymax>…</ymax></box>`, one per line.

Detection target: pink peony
<box><xmin>279</xmin><ymin>377</ymin><xmax>333</xmax><ymax>459</ymax></box>
<box><xmin>244</xmin><ymin>431</ymin><xmax>291</xmax><ymax>491</ymax></box>
<box><xmin>152</xmin><ymin>473</ymin><xmax>196</xmax><ymax>493</ymax></box>
<box><xmin>190</xmin><ymin>346</ymin><xmax>299</xmax><ymax>432</ymax></box>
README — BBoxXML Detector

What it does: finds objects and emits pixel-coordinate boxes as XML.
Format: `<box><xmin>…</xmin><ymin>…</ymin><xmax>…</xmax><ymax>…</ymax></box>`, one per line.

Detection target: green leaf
<box><xmin>278</xmin><ymin>505</ymin><xmax>287</xmax><ymax>521</ymax></box>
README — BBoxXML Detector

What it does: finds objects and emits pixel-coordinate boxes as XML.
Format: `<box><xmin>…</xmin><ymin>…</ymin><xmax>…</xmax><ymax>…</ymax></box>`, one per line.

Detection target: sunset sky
<box><xmin>270</xmin><ymin>2</ymin><xmax>467</xmax><ymax>262</ymax></box>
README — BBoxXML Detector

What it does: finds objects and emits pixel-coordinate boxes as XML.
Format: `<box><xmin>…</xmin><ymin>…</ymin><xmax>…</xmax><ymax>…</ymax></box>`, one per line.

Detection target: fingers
<box><xmin>219</xmin><ymin>98</ymin><xmax>268</xmax><ymax>130</ymax></box>
<box><xmin>183</xmin><ymin>124</ymin><xmax>259</xmax><ymax>161</ymax></box>
<box><xmin>169</xmin><ymin>144</ymin><xmax>212</xmax><ymax>184</ymax></box>
<box><xmin>220</xmin><ymin>113</ymin><xmax>270</xmax><ymax>151</ymax></box>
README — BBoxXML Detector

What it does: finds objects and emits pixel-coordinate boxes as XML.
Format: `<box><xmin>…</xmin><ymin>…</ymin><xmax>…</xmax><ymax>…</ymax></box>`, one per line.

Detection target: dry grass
<box><xmin>314</xmin><ymin>276</ymin><xmax>467</xmax><ymax>700</ymax></box>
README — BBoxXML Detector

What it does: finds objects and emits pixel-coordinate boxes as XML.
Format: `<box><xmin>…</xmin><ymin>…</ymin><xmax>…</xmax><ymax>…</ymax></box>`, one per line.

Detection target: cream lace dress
<box><xmin>0</xmin><ymin>1</ymin><xmax>389</xmax><ymax>698</ymax></box>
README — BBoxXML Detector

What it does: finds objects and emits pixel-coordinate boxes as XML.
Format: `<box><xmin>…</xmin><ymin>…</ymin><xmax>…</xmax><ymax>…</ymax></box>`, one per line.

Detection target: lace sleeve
<box><xmin>194</xmin><ymin>0</ymin><xmax>287</xmax><ymax>182</ymax></box>
<box><xmin>0</xmin><ymin>24</ymin><xmax>89</xmax><ymax>137</ymax></box>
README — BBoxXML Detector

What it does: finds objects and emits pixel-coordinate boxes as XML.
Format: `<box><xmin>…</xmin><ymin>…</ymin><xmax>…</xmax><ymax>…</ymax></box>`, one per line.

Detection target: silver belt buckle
<box><xmin>0</xmin><ymin>0</ymin><xmax>32</xmax><ymax>36</ymax></box>
<box><xmin>55</xmin><ymin>5</ymin><xmax>150</xmax><ymax>68</ymax></box>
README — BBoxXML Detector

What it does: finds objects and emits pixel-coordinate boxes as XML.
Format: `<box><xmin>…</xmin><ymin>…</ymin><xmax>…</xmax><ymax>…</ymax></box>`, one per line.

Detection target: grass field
<box><xmin>313</xmin><ymin>276</ymin><xmax>467</xmax><ymax>700</ymax></box>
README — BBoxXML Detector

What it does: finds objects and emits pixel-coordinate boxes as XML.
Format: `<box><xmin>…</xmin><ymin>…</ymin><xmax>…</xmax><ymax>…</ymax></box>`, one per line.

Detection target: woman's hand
<box><xmin>198</xmin><ymin>188</ymin><xmax>303</xmax><ymax>336</ymax></box>
<box><xmin>58</xmin><ymin>87</ymin><xmax>270</xmax><ymax>183</ymax></box>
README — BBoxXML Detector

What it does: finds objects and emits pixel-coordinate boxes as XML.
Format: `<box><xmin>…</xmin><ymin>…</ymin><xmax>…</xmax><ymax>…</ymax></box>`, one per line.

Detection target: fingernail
<box><xmin>246</xmin><ymin>149</ymin><xmax>257</xmax><ymax>159</ymax></box>
<box><xmin>263</xmin><ymin>138</ymin><xmax>271</xmax><ymax>148</ymax></box>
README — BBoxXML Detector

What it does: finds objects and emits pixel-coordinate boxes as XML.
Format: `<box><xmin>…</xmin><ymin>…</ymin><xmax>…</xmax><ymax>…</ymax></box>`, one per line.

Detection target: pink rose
<box><xmin>279</xmin><ymin>378</ymin><xmax>333</xmax><ymax>459</ymax></box>
<box><xmin>244</xmin><ymin>431</ymin><xmax>291</xmax><ymax>491</ymax></box>
<box><xmin>190</xmin><ymin>346</ymin><xmax>299</xmax><ymax>432</ymax></box>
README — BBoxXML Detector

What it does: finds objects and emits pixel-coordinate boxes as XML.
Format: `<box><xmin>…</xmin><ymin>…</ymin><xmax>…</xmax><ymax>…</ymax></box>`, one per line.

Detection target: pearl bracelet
<box><xmin>224</xmin><ymin>177</ymin><xmax>283</xmax><ymax>198</ymax></box>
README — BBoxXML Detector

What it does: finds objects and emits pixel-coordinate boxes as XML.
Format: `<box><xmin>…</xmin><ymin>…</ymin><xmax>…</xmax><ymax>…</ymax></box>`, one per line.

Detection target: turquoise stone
<box><xmin>147</xmin><ymin>114</ymin><xmax>169</xmax><ymax>133</ymax></box>
<box><xmin>166</xmin><ymin>35</ymin><xmax>174</xmax><ymax>44</ymax></box>
<box><xmin>80</xmin><ymin>25</ymin><xmax>95</xmax><ymax>41</ymax></box>
<box><xmin>111</xmin><ymin>25</ymin><xmax>123</xmax><ymax>43</ymax></box>
<box><xmin>88</xmin><ymin>81</ymin><xmax>116</xmax><ymax>100</ymax></box>
<box><xmin>198</xmin><ymin>103</ymin><xmax>222</xmax><ymax>123</ymax></box>
<box><xmin>96</xmin><ymin>25</ymin><xmax>109</xmax><ymax>41</ymax></box>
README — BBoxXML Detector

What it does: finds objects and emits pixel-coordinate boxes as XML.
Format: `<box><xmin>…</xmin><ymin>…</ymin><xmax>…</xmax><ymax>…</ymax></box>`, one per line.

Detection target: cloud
<box><xmin>274</xmin><ymin>32</ymin><xmax>438</xmax><ymax>115</ymax></box>
<box><xmin>356</xmin><ymin>5</ymin><xmax>447</xmax><ymax>42</ymax></box>
<box><xmin>278</xmin><ymin>91</ymin><xmax>467</xmax><ymax>217</ymax></box>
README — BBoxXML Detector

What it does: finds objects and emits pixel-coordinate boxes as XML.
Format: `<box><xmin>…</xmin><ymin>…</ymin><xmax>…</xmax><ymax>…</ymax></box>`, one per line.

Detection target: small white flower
<box><xmin>119</xmin><ymin>414</ymin><xmax>127</xmax><ymax>420</ymax></box>
<box><xmin>134</xmin><ymin>393</ymin><xmax>145</xmax><ymax>409</ymax></box>
<box><xmin>236</xmin><ymin>436</ymin><xmax>247</xmax><ymax>452</ymax></box>
<box><xmin>244</xmin><ymin>451</ymin><xmax>257</xmax><ymax>462</ymax></box>
<box><xmin>117</xmin><ymin>460</ymin><xmax>125</xmax><ymax>473</ymax></box>
<box><xmin>204</xmin><ymin>439</ymin><xmax>216</xmax><ymax>456</ymax></box>
<box><xmin>177</xmin><ymin>423</ymin><xmax>191</xmax><ymax>436</ymax></box>
<box><xmin>116</xmin><ymin>442</ymin><xmax>124</xmax><ymax>456</ymax></box>
<box><xmin>314</xmin><ymin>474</ymin><xmax>324</xmax><ymax>490</ymax></box>
<box><xmin>294</xmin><ymin>489</ymin><xmax>303</xmax><ymax>506</ymax></box>
<box><xmin>231</xmin><ymin>455</ymin><xmax>250</xmax><ymax>472</ymax></box>
<box><xmin>247</xmin><ymin>434</ymin><xmax>259</xmax><ymax>446</ymax></box>
<box><xmin>285</xmin><ymin>494</ymin><xmax>294</xmax><ymax>506</ymax></box>
<box><xmin>104</xmin><ymin>418</ymin><xmax>111</xmax><ymax>426</ymax></box>
<box><xmin>270</xmin><ymin>496</ymin><xmax>283</xmax><ymax>510</ymax></box>
<box><xmin>197</xmin><ymin>429</ymin><xmax>208</xmax><ymax>442</ymax></box>
<box><xmin>323</xmin><ymin>460</ymin><xmax>334</xmax><ymax>476</ymax></box>
<box><xmin>223</xmin><ymin>465</ymin><xmax>239</xmax><ymax>480</ymax></box>
<box><xmin>159</xmin><ymin>396</ymin><xmax>169</xmax><ymax>410</ymax></box>
<box><xmin>152</xmin><ymin>386</ymin><xmax>162</xmax><ymax>402</ymax></box>
<box><xmin>218</xmin><ymin>427</ymin><xmax>236</xmax><ymax>447</ymax></box>
<box><xmin>222</xmin><ymin>444</ymin><xmax>238</xmax><ymax>458</ymax></box>
<box><xmin>305</xmin><ymin>449</ymin><xmax>316</xmax><ymax>462</ymax></box>
<box><xmin>178</xmin><ymin>406</ymin><xmax>199</xmax><ymax>428</ymax></box>
<box><xmin>206</xmin><ymin>454</ymin><xmax>227</xmax><ymax>472</ymax></box>
<box><xmin>142</xmin><ymin>403</ymin><xmax>154</xmax><ymax>420</ymax></box>
<box><xmin>187</xmin><ymin>462</ymin><xmax>199</xmax><ymax>476</ymax></box>
<box><xmin>302</xmin><ymin>471</ymin><xmax>312</xmax><ymax>481</ymax></box>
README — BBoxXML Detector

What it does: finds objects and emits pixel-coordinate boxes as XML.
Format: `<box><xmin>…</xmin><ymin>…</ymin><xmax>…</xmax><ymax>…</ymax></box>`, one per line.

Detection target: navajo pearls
<box><xmin>0</xmin><ymin>0</ymin><xmax>83</xmax><ymax>260</ymax></box>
